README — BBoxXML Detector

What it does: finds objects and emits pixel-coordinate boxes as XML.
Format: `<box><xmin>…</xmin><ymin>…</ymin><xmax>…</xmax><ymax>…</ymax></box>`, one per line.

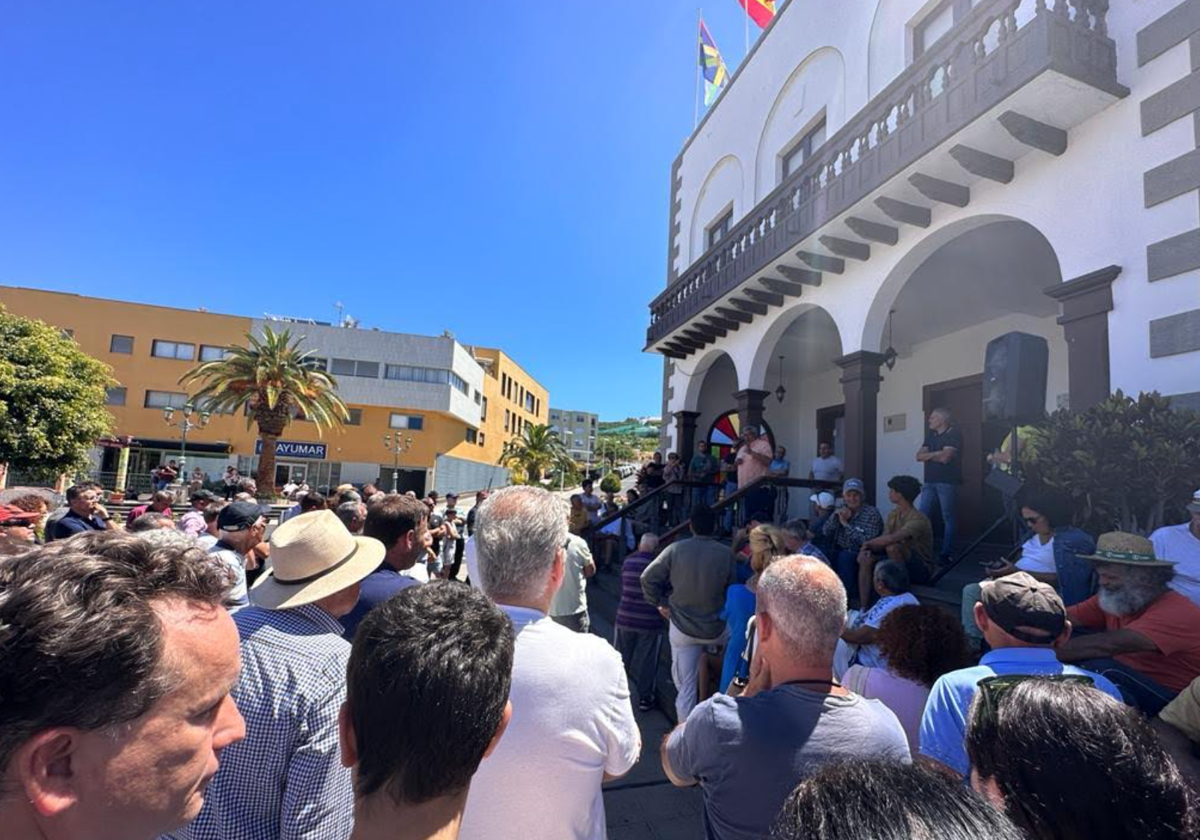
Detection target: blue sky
<box><xmin>0</xmin><ymin>1</ymin><xmax>779</xmax><ymax>420</ymax></box>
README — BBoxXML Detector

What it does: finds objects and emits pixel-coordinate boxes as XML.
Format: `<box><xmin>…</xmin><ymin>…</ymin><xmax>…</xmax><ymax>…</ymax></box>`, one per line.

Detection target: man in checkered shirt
<box><xmin>165</xmin><ymin>510</ymin><xmax>386</xmax><ymax>840</ymax></box>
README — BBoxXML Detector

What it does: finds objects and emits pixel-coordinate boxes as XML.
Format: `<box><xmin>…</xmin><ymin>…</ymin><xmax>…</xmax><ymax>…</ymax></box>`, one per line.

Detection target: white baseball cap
<box><xmin>815</xmin><ymin>492</ymin><xmax>836</xmax><ymax>509</ymax></box>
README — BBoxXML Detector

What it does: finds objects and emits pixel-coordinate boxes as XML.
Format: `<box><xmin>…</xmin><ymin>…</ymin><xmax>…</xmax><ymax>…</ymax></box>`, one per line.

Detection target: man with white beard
<box><xmin>1060</xmin><ymin>532</ymin><xmax>1200</xmax><ymax>715</ymax></box>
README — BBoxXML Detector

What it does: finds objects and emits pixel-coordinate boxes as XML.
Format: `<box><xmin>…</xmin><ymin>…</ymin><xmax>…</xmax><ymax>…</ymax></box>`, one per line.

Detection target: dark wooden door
<box><xmin>923</xmin><ymin>375</ymin><xmax>984</xmax><ymax>542</ymax></box>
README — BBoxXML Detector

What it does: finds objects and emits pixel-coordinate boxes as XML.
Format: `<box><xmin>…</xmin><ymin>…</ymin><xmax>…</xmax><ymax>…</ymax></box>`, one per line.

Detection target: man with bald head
<box><xmin>661</xmin><ymin>555</ymin><xmax>909</xmax><ymax>840</ymax></box>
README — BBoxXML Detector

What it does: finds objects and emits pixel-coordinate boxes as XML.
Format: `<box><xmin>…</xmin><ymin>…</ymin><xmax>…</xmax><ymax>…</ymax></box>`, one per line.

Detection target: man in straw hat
<box><xmin>168</xmin><ymin>509</ymin><xmax>384</xmax><ymax>840</ymax></box>
<box><xmin>1059</xmin><ymin>531</ymin><xmax>1200</xmax><ymax>714</ymax></box>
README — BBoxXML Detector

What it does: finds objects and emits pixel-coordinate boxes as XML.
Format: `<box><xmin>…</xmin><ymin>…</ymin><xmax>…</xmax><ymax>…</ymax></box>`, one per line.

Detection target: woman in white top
<box><xmin>843</xmin><ymin>604</ymin><xmax>970</xmax><ymax>752</ymax></box>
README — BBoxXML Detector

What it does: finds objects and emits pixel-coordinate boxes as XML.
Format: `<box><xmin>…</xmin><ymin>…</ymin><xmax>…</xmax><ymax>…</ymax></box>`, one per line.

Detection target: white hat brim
<box><xmin>249</xmin><ymin>535</ymin><xmax>385</xmax><ymax>610</ymax></box>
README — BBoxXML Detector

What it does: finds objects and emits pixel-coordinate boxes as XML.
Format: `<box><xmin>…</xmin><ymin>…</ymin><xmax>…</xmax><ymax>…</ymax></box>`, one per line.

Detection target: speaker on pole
<box><xmin>982</xmin><ymin>332</ymin><xmax>1049</xmax><ymax>424</ymax></box>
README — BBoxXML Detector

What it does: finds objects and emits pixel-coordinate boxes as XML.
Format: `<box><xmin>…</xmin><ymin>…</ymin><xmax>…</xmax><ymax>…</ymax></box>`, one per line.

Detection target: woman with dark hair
<box><xmin>772</xmin><ymin>759</ymin><xmax>1025</xmax><ymax>840</ymax></box>
<box><xmin>962</xmin><ymin>485</ymin><xmax>1097</xmax><ymax>650</ymax></box>
<box><xmin>966</xmin><ymin>677</ymin><xmax>1199</xmax><ymax>840</ymax></box>
<box><xmin>842</xmin><ymin>604</ymin><xmax>968</xmax><ymax>751</ymax></box>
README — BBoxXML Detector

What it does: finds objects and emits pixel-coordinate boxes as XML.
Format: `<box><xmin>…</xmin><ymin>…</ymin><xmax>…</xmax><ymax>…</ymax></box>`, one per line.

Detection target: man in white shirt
<box><xmin>550</xmin><ymin>532</ymin><xmax>596</xmax><ymax>633</ymax></box>
<box><xmin>1151</xmin><ymin>489</ymin><xmax>1200</xmax><ymax>607</ymax></box>
<box><xmin>460</xmin><ymin>486</ymin><xmax>641</xmax><ymax>840</ymax></box>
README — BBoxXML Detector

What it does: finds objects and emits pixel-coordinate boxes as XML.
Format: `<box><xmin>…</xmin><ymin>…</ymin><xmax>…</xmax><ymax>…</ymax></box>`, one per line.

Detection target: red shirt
<box><xmin>1068</xmin><ymin>590</ymin><xmax>1200</xmax><ymax>692</ymax></box>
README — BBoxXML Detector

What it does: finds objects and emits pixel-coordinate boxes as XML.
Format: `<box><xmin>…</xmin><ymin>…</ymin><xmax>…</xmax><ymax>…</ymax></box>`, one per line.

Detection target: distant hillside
<box><xmin>599</xmin><ymin>419</ymin><xmax>660</xmax><ymax>438</ymax></box>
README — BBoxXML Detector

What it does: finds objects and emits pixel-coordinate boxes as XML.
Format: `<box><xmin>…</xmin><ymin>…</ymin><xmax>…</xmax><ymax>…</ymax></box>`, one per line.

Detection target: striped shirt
<box><xmin>616</xmin><ymin>551</ymin><xmax>665</xmax><ymax>632</ymax></box>
<box><xmin>165</xmin><ymin>604</ymin><xmax>354</xmax><ymax>840</ymax></box>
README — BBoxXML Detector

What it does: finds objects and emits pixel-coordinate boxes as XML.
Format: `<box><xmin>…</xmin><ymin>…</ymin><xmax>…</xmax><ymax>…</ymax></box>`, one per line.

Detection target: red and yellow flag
<box><xmin>737</xmin><ymin>0</ymin><xmax>776</xmax><ymax>29</ymax></box>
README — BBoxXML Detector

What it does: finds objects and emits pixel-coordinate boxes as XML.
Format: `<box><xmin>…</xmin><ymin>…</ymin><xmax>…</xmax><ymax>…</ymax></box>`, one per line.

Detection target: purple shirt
<box><xmin>616</xmin><ymin>551</ymin><xmax>665</xmax><ymax>633</ymax></box>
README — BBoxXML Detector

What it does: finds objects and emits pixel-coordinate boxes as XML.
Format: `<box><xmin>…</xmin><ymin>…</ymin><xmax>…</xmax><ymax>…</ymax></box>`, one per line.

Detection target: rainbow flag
<box><xmin>699</xmin><ymin>20</ymin><xmax>729</xmax><ymax>107</ymax></box>
<box><xmin>738</xmin><ymin>0</ymin><xmax>776</xmax><ymax>29</ymax></box>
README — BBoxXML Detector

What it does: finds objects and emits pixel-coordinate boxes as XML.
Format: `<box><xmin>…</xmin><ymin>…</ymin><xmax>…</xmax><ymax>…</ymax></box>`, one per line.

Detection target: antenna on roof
<box><xmin>334</xmin><ymin>301</ymin><xmax>344</xmax><ymax>323</ymax></box>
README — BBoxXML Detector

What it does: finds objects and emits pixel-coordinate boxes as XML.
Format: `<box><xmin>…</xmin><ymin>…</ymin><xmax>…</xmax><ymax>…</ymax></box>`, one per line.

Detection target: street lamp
<box><xmin>162</xmin><ymin>402</ymin><xmax>211</xmax><ymax>482</ymax></box>
<box><xmin>383</xmin><ymin>433</ymin><xmax>413</xmax><ymax>493</ymax></box>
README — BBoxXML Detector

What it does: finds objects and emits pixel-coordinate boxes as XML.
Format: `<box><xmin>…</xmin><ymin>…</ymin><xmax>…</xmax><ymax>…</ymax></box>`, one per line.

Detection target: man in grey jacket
<box><xmin>641</xmin><ymin>505</ymin><xmax>737</xmax><ymax>721</ymax></box>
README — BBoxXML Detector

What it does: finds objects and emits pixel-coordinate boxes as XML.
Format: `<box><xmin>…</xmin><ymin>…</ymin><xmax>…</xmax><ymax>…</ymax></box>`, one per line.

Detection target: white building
<box><xmin>651</xmin><ymin>0</ymin><xmax>1199</xmax><ymax>534</ymax></box>
<box><xmin>549</xmin><ymin>408</ymin><xmax>599</xmax><ymax>461</ymax></box>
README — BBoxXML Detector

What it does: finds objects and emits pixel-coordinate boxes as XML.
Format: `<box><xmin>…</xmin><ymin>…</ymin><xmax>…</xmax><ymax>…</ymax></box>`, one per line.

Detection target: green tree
<box><xmin>181</xmin><ymin>326</ymin><xmax>348</xmax><ymax>496</ymax></box>
<box><xmin>1024</xmin><ymin>391</ymin><xmax>1200</xmax><ymax>535</ymax></box>
<box><xmin>596</xmin><ymin>434</ymin><xmax>638</xmax><ymax>470</ymax></box>
<box><xmin>499</xmin><ymin>423</ymin><xmax>571</xmax><ymax>485</ymax></box>
<box><xmin>0</xmin><ymin>307</ymin><xmax>115</xmax><ymax>481</ymax></box>
<box><xmin>599</xmin><ymin>471</ymin><xmax>622</xmax><ymax>494</ymax></box>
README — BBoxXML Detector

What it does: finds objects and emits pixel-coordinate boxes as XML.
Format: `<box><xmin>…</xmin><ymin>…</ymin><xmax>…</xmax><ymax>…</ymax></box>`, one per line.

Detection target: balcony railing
<box><xmin>647</xmin><ymin>0</ymin><xmax>1122</xmax><ymax>347</ymax></box>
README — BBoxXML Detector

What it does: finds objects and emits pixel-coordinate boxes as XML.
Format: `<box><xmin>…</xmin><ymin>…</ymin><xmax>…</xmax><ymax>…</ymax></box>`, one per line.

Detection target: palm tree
<box><xmin>180</xmin><ymin>326</ymin><xmax>348</xmax><ymax>495</ymax></box>
<box><xmin>500</xmin><ymin>423</ymin><xmax>572</xmax><ymax>485</ymax></box>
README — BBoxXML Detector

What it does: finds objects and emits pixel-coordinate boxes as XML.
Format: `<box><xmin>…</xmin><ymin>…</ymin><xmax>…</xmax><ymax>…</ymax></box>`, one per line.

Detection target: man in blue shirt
<box><xmin>46</xmin><ymin>484</ymin><xmax>115</xmax><ymax>541</ymax></box>
<box><xmin>919</xmin><ymin>572</ymin><xmax>1121</xmax><ymax>776</ymax></box>
<box><xmin>341</xmin><ymin>494</ymin><xmax>430</xmax><ymax>639</ymax></box>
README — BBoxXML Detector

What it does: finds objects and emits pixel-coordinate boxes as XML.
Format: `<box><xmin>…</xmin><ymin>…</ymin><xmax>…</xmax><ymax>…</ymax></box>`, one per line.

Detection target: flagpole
<box><xmin>694</xmin><ymin>8</ymin><xmax>702</xmax><ymax>129</ymax></box>
<box><xmin>744</xmin><ymin>0</ymin><xmax>750</xmax><ymax>56</ymax></box>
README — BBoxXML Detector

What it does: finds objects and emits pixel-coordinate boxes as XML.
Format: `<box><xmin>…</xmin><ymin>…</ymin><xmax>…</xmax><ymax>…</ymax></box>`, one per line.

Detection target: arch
<box><xmin>753</xmin><ymin>47</ymin><xmax>846</xmax><ymax>201</ymax></box>
<box><xmin>680</xmin><ymin>347</ymin><xmax>743</xmax><ymax>413</ymax></box>
<box><xmin>748</xmin><ymin>303</ymin><xmax>845</xmax><ymax>388</ymax></box>
<box><xmin>860</xmin><ymin>214</ymin><xmax>1063</xmax><ymax>353</ymax></box>
<box><xmin>688</xmin><ymin>155</ymin><xmax>745</xmax><ymax>264</ymax></box>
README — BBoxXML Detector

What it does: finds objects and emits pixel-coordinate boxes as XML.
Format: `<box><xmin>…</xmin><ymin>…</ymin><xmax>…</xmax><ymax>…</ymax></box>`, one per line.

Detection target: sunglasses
<box><xmin>0</xmin><ymin>520</ymin><xmax>33</xmax><ymax>528</ymax></box>
<box><xmin>974</xmin><ymin>674</ymin><xmax>1095</xmax><ymax>728</ymax></box>
<box><xmin>1023</xmin><ymin>515</ymin><xmax>1043</xmax><ymax>524</ymax></box>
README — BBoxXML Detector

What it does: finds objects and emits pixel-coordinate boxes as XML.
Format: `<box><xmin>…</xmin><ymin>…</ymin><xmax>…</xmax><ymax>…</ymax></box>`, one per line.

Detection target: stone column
<box><xmin>836</xmin><ymin>352</ymin><xmax>886</xmax><ymax>502</ymax></box>
<box><xmin>734</xmin><ymin>389</ymin><xmax>770</xmax><ymax>435</ymax></box>
<box><xmin>1044</xmin><ymin>265</ymin><xmax>1120</xmax><ymax>411</ymax></box>
<box><xmin>672</xmin><ymin>411</ymin><xmax>701</xmax><ymax>458</ymax></box>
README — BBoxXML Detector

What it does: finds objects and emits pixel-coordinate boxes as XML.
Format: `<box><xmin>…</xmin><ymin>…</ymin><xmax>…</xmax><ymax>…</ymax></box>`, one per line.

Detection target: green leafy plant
<box><xmin>1023</xmin><ymin>391</ymin><xmax>1200</xmax><ymax>535</ymax></box>
<box><xmin>499</xmin><ymin>423</ymin><xmax>572</xmax><ymax>484</ymax></box>
<box><xmin>600</xmin><ymin>471</ymin><xmax>622</xmax><ymax>494</ymax></box>
<box><xmin>181</xmin><ymin>326</ymin><xmax>348</xmax><ymax>496</ymax></box>
<box><xmin>0</xmin><ymin>307</ymin><xmax>115</xmax><ymax>480</ymax></box>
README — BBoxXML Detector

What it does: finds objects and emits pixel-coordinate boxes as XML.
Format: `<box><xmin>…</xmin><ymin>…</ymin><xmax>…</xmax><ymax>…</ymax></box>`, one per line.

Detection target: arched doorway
<box><xmin>704</xmin><ymin>410</ymin><xmax>776</xmax><ymax>486</ymax></box>
<box><xmin>866</xmin><ymin>218</ymin><xmax>1065</xmax><ymax>545</ymax></box>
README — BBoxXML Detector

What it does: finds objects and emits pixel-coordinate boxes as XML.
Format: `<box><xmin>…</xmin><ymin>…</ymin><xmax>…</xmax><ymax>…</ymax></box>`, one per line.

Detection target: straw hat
<box><xmin>1078</xmin><ymin>531</ymin><xmax>1176</xmax><ymax>568</ymax></box>
<box><xmin>251</xmin><ymin>510</ymin><xmax>385</xmax><ymax>610</ymax></box>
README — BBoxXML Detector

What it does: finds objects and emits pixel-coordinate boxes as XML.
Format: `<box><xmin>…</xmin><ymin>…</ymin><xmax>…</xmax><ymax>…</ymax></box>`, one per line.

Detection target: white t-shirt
<box><xmin>459</xmin><ymin>606</ymin><xmax>641</xmax><ymax>840</ymax></box>
<box><xmin>1015</xmin><ymin>534</ymin><xmax>1056</xmax><ymax>574</ymax></box>
<box><xmin>1152</xmin><ymin>523</ymin><xmax>1200</xmax><ymax>607</ymax></box>
<box><xmin>550</xmin><ymin>534</ymin><xmax>594</xmax><ymax>618</ymax></box>
<box><xmin>856</xmin><ymin>592</ymin><xmax>920</xmax><ymax>669</ymax></box>
<box><xmin>810</xmin><ymin>455</ymin><xmax>844</xmax><ymax>482</ymax></box>
<box><xmin>464</xmin><ymin>536</ymin><xmax>480</xmax><ymax>587</ymax></box>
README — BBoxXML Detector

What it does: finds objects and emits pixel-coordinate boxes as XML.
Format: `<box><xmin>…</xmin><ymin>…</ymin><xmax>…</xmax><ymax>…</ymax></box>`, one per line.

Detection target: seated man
<box><xmin>781</xmin><ymin>518</ymin><xmax>829</xmax><ymax>564</ymax></box>
<box><xmin>1059</xmin><ymin>532</ymin><xmax>1200</xmax><ymax>715</ymax></box>
<box><xmin>855</xmin><ymin>475</ymin><xmax>933</xmax><ymax>607</ymax></box>
<box><xmin>341</xmin><ymin>583</ymin><xmax>514</xmax><ymax>840</ymax></box>
<box><xmin>661</xmin><ymin>556</ymin><xmax>909</xmax><ymax>840</ymax></box>
<box><xmin>0</xmin><ymin>532</ymin><xmax>245</xmax><ymax>840</ymax></box>
<box><xmin>1153</xmin><ymin>675</ymin><xmax>1200</xmax><ymax>785</ymax></box>
<box><xmin>835</xmin><ymin>560</ymin><xmax>919</xmax><ymax>678</ymax></box>
<box><xmin>821</xmin><ymin>479</ymin><xmax>884</xmax><ymax>602</ymax></box>
<box><xmin>920</xmin><ymin>572</ymin><xmax>1120</xmax><ymax>776</ymax></box>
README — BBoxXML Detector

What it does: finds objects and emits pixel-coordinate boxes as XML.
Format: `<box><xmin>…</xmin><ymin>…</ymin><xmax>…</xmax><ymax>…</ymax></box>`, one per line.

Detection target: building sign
<box><xmin>254</xmin><ymin>440</ymin><xmax>328</xmax><ymax>460</ymax></box>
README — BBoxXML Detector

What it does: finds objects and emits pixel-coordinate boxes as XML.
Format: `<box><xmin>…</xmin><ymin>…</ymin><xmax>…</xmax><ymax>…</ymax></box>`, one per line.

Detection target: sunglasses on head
<box><xmin>974</xmin><ymin>674</ymin><xmax>1095</xmax><ymax>728</ymax></box>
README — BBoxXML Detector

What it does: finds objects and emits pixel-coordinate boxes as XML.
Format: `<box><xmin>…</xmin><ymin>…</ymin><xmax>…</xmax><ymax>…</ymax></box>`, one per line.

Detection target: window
<box><xmin>347</xmin><ymin>408</ymin><xmax>363</xmax><ymax>426</ymax></box>
<box><xmin>151</xmin><ymin>340</ymin><xmax>195</xmax><ymax>361</ymax></box>
<box><xmin>389</xmin><ymin>413</ymin><xmax>425</xmax><ymax>431</ymax></box>
<box><xmin>481</xmin><ymin>397</ymin><xmax>488</xmax><ymax>421</ymax></box>
<box><xmin>479</xmin><ymin>432</ymin><xmax>485</xmax><ymax>446</ymax></box>
<box><xmin>504</xmin><ymin>409</ymin><xmax>510</xmax><ymax>431</ymax></box>
<box><xmin>466</xmin><ymin>429</ymin><xmax>478</xmax><ymax>444</ymax></box>
<box><xmin>106</xmin><ymin>387</ymin><xmax>127</xmax><ymax>406</ymax></box>
<box><xmin>914</xmin><ymin>0</ymin><xmax>959</xmax><ymax>58</ymax></box>
<box><xmin>61</xmin><ymin>329</ymin><xmax>74</xmax><ymax>339</ymax></box>
<box><xmin>782</xmin><ymin>118</ymin><xmax>828</xmax><ymax>179</ymax></box>
<box><xmin>706</xmin><ymin>209</ymin><xmax>733</xmax><ymax>249</ymax></box>
<box><xmin>449</xmin><ymin>372</ymin><xmax>469</xmax><ymax>395</ymax></box>
<box><xmin>110</xmin><ymin>335</ymin><xmax>134</xmax><ymax>354</ymax></box>
<box><xmin>524</xmin><ymin>393</ymin><xmax>535</xmax><ymax>413</ymax></box>
<box><xmin>331</xmin><ymin>358</ymin><xmax>379</xmax><ymax>378</ymax></box>
<box><xmin>575</xmin><ymin>414</ymin><xmax>586</xmax><ymax>423</ymax></box>
<box><xmin>550</xmin><ymin>411</ymin><xmax>560</xmax><ymax>421</ymax></box>
<box><xmin>384</xmin><ymin>364</ymin><xmax>461</xmax><ymax>386</ymax></box>
<box><xmin>199</xmin><ymin>344</ymin><xmax>229</xmax><ymax>362</ymax></box>
<box><xmin>144</xmin><ymin>390</ymin><xmax>188</xmax><ymax>409</ymax></box>
<box><xmin>304</xmin><ymin>356</ymin><xmax>328</xmax><ymax>372</ymax></box>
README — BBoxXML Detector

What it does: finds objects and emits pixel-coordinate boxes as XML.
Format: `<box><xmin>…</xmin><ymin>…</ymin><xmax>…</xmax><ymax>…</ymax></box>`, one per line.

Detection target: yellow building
<box><xmin>0</xmin><ymin>285</ymin><xmax>549</xmax><ymax>495</ymax></box>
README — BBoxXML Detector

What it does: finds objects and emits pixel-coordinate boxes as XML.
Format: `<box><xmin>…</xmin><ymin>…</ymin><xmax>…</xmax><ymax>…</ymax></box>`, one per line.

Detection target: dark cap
<box><xmin>217</xmin><ymin>500</ymin><xmax>269</xmax><ymax>532</ymax></box>
<box><xmin>191</xmin><ymin>489</ymin><xmax>216</xmax><ymax>503</ymax></box>
<box><xmin>979</xmin><ymin>572</ymin><xmax>1066</xmax><ymax>643</ymax></box>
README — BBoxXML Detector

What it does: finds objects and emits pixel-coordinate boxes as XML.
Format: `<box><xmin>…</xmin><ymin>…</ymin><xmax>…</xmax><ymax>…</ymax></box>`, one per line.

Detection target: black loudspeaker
<box><xmin>982</xmin><ymin>331</ymin><xmax>1049</xmax><ymax>424</ymax></box>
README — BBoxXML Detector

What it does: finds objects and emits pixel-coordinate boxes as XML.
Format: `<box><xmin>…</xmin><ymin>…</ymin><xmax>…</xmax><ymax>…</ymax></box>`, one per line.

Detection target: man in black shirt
<box><xmin>915</xmin><ymin>407</ymin><xmax>963</xmax><ymax>565</ymax></box>
<box><xmin>47</xmin><ymin>484</ymin><xmax>115</xmax><ymax>541</ymax></box>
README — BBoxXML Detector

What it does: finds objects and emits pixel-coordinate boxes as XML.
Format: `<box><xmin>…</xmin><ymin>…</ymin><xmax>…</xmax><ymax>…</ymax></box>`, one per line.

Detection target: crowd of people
<box><xmin>3</xmin><ymin>454</ymin><xmax>1200</xmax><ymax>839</ymax></box>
